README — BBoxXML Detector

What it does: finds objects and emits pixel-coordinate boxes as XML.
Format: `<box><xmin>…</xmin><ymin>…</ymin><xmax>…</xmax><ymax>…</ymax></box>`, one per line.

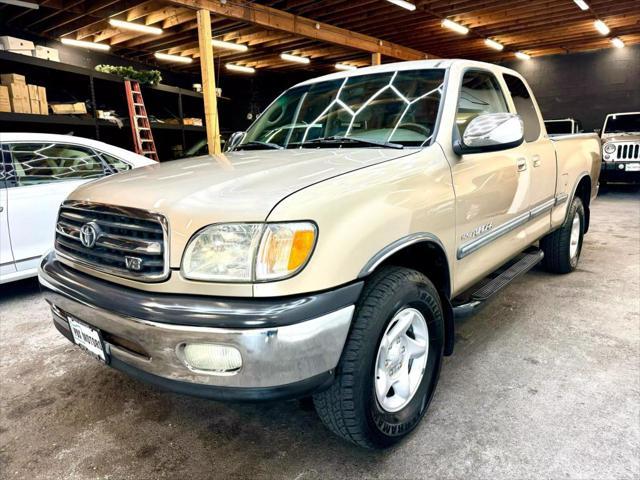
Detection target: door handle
<box><xmin>532</xmin><ymin>155</ymin><xmax>541</xmax><ymax>167</ymax></box>
<box><xmin>517</xmin><ymin>158</ymin><xmax>527</xmax><ymax>172</ymax></box>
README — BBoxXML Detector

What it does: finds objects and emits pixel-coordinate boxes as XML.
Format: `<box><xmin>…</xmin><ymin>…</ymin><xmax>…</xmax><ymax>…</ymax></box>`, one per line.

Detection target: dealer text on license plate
<box><xmin>68</xmin><ymin>317</ymin><xmax>107</xmax><ymax>362</ymax></box>
<box><xmin>625</xmin><ymin>163</ymin><xmax>640</xmax><ymax>172</ymax></box>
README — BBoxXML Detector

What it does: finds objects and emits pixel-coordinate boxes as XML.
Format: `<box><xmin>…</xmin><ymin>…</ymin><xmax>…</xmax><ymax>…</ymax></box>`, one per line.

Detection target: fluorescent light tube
<box><xmin>441</xmin><ymin>19</ymin><xmax>469</xmax><ymax>35</ymax></box>
<box><xmin>154</xmin><ymin>52</ymin><xmax>192</xmax><ymax>63</ymax></box>
<box><xmin>594</xmin><ymin>20</ymin><xmax>610</xmax><ymax>35</ymax></box>
<box><xmin>226</xmin><ymin>63</ymin><xmax>256</xmax><ymax>74</ymax></box>
<box><xmin>485</xmin><ymin>38</ymin><xmax>504</xmax><ymax>51</ymax></box>
<box><xmin>335</xmin><ymin>63</ymin><xmax>357</xmax><ymax>71</ymax></box>
<box><xmin>212</xmin><ymin>39</ymin><xmax>249</xmax><ymax>52</ymax></box>
<box><xmin>515</xmin><ymin>51</ymin><xmax>531</xmax><ymax>60</ymax></box>
<box><xmin>280</xmin><ymin>53</ymin><xmax>310</xmax><ymax>64</ymax></box>
<box><xmin>60</xmin><ymin>38</ymin><xmax>110</xmax><ymax>51</ymax></box>
<box><xmin>611</xmin><ymin>37</ymin><xmax>625</xmax><ymax>48</ymax></box>
<box><xmin>386</xmin><ymin>0</ymin><xmax>416</xmax><ymax>11</ymax></box>
<box><xmin>108</xmin><ymin>19</ymin><xmax>162</xmax><ymax>35</ymax></box>
<box><xmin>573</xmin><ymin>0</ymin><xmax>589</xmax><ymax>10</ymax></box>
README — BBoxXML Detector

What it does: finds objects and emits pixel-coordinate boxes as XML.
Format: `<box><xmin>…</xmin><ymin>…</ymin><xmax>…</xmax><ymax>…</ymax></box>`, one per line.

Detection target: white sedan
<box><xmin>0</xmin><ymin>133</ymin><xmax>155</xmax><ymax>284</ymax></box>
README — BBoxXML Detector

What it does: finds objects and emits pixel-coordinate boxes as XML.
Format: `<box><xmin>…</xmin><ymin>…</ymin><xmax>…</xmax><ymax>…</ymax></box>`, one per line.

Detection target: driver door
<box><xmin>451</xmin><ymin>70</ymin><xmax>532</xmax><ymax>293</ymax></box>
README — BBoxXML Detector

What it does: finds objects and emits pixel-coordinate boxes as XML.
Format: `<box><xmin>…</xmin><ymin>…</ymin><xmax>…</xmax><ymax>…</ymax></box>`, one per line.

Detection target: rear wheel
<box><xmin>540</xmin><ymin>196</ymin><xmax>585</xmax><ymax>273</ymax></box>
<box><xmin>313</xmin><ymin>266</ymin><xmax>444</xmax><ymax>449</ymax></box>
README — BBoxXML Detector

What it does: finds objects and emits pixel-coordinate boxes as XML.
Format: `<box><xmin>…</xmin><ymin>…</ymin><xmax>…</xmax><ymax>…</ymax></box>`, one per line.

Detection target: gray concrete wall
<box><xmin>501</xmin><ymin>45</ymin><xmax>640</xmax><ymax>132</ymax></box>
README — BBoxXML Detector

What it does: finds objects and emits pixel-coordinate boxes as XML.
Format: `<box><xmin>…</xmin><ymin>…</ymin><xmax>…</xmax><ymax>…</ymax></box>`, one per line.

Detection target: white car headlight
<box><xmin>182</xmin><ymin>222</ymin><xmax>317</xmax><ymax>282</ymax></box>
<box><xmin>603</xmin><ymin>143</ymin><xmax>616</xmax><ymax>154</ymax></box>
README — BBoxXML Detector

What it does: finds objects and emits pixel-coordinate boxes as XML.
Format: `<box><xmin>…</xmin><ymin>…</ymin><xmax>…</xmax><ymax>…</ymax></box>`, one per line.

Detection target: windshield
<box><xmin>603</xmin><ymin>114</ymin><xmax>640</xmax><ymax>134</ymax></box>
<box><xmin>237</xmin><ymin>69</ymin><xmax>445</xmax><ymax>149</ymax></box>
<box><xmin>545</xmin><ymin>120</ymin><xmax>573</xmax><ymax>134</ymax></box>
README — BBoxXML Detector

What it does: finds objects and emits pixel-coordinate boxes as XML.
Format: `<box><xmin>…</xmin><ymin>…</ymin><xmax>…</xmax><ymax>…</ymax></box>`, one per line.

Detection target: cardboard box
<box><xmin>50</xmin><ymin>102</ymin><xmax>87</xmax><ymax>114</ymax></box>
<box><xmin>28</xmin><ymin>84</ymin><xmax>40</xmax><ymax>114</ymax></box>
<box><xmin>38</xmin><ymin>86</ymin><xmax>48</xmax><ymax>115</ymax></box>
<box><xmin>0</xmin><ymin>86</ymin><xmax>10</xmax><ymax>113</ymax></box>
<box><xmin>7</xmin><ymin>82</ymin><xmax>30</xmax><ymax>113</ymax></box>
<box><xmin>0</xmin><ymin>73</ymin><xmax>26</xmax><ymax>86</ymax></box>
<box><xmin>0</xmin><ymin>36</ymin><xmax>35</xmax><ymax>51</ymax></box>
<box><xmin>34</xmin><ymin>45</ymin><xmax>60</xmax><ymax>62</ymax></box>
<box><xmin>183</xmin><ymin>117</ymin><xmax>203</xmax><ymax>127</ymax></box>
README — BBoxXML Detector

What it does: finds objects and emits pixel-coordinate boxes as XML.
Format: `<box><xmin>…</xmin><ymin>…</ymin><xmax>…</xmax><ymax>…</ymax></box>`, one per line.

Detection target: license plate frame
<box><xmin>625</xmin><ymin>162</ymin><xmax>640</xmax><ymax>172</ymax></box>
<box><xmin>68</xmin><ymin>317</ymin><xmax>108</xmax><ymax>364</ymax></box>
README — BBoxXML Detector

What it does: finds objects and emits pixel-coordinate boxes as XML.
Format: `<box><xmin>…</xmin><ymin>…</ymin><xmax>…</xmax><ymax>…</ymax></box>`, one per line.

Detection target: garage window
<box><xmin>8</xmin><ymin>143</ymin><xmax>106</xmax><ymax>186</ymax></box>
<box><xmin>503</xmin><ymin>74</ymin><xmax>541</xmax><ymax>142</ymax></box>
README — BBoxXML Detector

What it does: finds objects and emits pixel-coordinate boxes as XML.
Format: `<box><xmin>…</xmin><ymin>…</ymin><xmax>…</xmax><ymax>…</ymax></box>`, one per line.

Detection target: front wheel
<box><xmin>540</xmin><ymin>196</ymin><xmax>585</xmax><ymax>273</ymax></box>
<box><xmin>313</xmin><ymin>267</ymin><xmax>444</xmax><ymax>449</ymax></box>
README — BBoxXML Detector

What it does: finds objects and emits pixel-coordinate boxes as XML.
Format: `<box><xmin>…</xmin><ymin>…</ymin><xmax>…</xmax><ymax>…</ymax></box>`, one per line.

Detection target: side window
<box><xmin>9</xmin><ymin>143</ymin><xmax>106</xmax><ymax>186</ymax></box>
<box><xmin>503</xmin><ymin>74</ymin><xmax>541</xmax><ymax>142</ymax></box>
<box><xmin>100</xmin><ymin>152</ymin><xmax>132</xmax><ymax>173</ymax></box>
<box><xmin>456</xmin><ymin>70</ymin><xmax>509</xmax><ymax>136</ymax></box>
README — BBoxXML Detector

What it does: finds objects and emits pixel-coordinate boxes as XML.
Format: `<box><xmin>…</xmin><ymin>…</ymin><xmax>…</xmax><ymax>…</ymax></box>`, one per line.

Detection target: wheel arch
<box><xmin>358</xmin><ymin>233</ymin><xmax>455</xmax><ymax>356</ymax></box>
<box><xmin>573</xmin><ymin>174</ymin><xmax>592</xmax><ymax>233</ymax></box>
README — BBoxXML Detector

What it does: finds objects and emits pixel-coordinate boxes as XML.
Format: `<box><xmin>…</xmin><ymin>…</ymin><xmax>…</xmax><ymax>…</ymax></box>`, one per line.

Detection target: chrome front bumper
<box><xmin>39</xmin><ymin>252</ymin><xmax>362</xmax><ymax>400</ymax></box>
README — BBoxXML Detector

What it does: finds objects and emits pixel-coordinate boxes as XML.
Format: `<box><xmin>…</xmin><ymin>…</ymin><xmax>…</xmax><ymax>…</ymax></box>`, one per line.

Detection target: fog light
<box><xmin>180</xmin><ymin>343</ymin><xmax>242</xmax><ymax>373</ymax></box>
<box><xmin>619</xmin><ymin>164</ymin><xmax>624</xmax><ymax>170</ymax></box>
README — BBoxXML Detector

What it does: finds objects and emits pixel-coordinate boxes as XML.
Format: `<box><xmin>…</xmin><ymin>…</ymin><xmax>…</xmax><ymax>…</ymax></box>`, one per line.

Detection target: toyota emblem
<box><xmin>79</xmin><ymin>222</ymin><xmax>100</xmax><ymax>248</ymax></box>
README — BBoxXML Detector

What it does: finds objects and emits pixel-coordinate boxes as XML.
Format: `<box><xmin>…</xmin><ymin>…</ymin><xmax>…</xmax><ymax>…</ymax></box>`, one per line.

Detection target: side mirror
<box><xmin>226</xmin><ymin>131</ymin><xmax>246</xmax><ymax>152</ymax></box>
<box><xmin>453</xmin><ymin>113</ymin><xmax>524</xmax><ymax>155</ymax></box>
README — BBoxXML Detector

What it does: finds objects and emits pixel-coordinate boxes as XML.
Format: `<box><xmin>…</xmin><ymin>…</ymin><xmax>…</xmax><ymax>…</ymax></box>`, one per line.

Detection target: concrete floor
<box><xmin>1</xmin><ymin>187</ymin><xmax>638</xmax><ymax>480</ymax></box>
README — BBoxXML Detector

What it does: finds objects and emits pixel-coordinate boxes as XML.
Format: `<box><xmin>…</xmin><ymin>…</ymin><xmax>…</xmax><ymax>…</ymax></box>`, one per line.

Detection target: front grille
<box><xmin>55</xmin><ymin>202</ymin><xmax>169</xmax><ymax>282</ymax></box>
<box><xmin>614</xmin><ymin>143</ymin><xmax>640</xmax><ymax>161</ymax></box>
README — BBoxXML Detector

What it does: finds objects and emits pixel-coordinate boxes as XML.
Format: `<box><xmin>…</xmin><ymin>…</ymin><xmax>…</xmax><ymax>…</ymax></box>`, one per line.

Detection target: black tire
<box><xmin>313</xmin><ymin>266</ymin><xmax>444</xmax><ymax>449</ymax></box>
<box><xmin>540</xmin><ymin>196</ymin><xmax>585</xmax><ymax>274</ymax></box>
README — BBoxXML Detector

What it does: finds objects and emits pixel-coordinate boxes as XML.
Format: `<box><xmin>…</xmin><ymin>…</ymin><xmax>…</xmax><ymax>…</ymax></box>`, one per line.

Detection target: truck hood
<box><xmin>68</xmin><ymin>148</ymin><xmax>417</xmax><ymax>257</ymax></box>
<box><xmin>601</xmin><ymin>133</ymin><xmax>640</xmax><ymax>143</ymax></box>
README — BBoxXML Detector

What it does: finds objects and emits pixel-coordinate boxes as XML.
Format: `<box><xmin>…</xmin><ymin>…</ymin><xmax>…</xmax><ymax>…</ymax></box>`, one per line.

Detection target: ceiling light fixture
<box><xmin>594</xmin><ymin>19</ymin><xmax>610</xmax><ymax>35</ymax></box>
<box><xmin>515</xmin><ymin>51</ymin><xmax>531</xmax><ymax>60</ymax></box>
<box><xmin>611</xmin><ymin>37</ymin><xmax>625</xmax><ymax>48</ymax></box>
<box><xmin>441</xmin><ymin>19</ymin><xmax>469</xmax><ymax>35</ymax></box>
<box><xmin>280</xmin><ymin>53</ymin><xmax>310</xmax><ymax>64</ymax></box>
<box><xmin>485</xmin><ymin>38</ymin><xmax>504</xmax><ymax>51</ymax></box>
<box><xmin>0</xmin><ymin>0</ymin><xmax>39</xmax><ymax>9</ymax></box>
<box><xmin>154</xmin><ymin>52</ymin><xmax>192</xmax><ymax>63</ymax></box>
<box><xmin>226</xmin><ymin>63</ymin><xmax>256</xmax><ymax>74</ymax></box>
<box><xmin>573</xmin><ymin>0</ymin><xmax>589</xmax><ymax>10</ymax></box>
<box><xmin>335</xmin><ymin>63</ymin><xmax>357</xmax><ymax>71</ymax></box>
<box><xmin>386</xmin><ymin>0</ymin><xmax>416</xmax><ymax>11</ymax></box>
<box><xmin>108</xmin><ymin>18</ymin><xmax>163</xmax><ymax>35</ymax></box>
<box><xmin>212</xmin><ymin>39</ymin><xmax>249</xmax><ymax>52</ymax></box>
<box><xmin>60</xmin><ymin>38</ymin><xmax>111</xmax><ymax>51</ymax></box>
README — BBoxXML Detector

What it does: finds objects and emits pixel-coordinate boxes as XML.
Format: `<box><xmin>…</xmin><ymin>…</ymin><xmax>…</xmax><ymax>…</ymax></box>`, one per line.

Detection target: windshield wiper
<box><xmin>302</xmin><ymin>136</ymin><xmax>404</xmax><ymax>149</ymax></box>
<box><xmin>235</xmin><ymin>141</ymin><xmax>283</xmax><ymax>150</ymax></box>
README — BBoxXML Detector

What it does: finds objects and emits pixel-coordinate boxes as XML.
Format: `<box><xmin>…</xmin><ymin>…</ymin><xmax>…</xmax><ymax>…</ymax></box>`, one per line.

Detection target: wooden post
<box><xmin>371</xmin><ymin>52</ymin><xmax>381</xmax><ymax>65</ymax></box>
<box><xmin>196</xmin><ymin>9</ymin><xmax>221</xmax><ymax>155</ymax></box>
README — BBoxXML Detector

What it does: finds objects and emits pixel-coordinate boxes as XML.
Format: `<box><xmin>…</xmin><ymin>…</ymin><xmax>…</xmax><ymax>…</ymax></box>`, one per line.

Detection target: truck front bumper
<box><xmin>39</xmin><ymin>252</ymin><xmax>362</xmax><ymax>401</ymax></box>
<box><xmin>601</xmin><ymin>161</ymin><xmax>640</xmax><ymax>183</ymax></box>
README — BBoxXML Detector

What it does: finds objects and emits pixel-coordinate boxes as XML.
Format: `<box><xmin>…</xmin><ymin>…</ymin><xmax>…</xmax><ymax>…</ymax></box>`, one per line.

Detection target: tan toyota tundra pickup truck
<box><xmin>39</xmin><ymin>59</ymin><xmax>601</xmax><ymax>448</ymax></box>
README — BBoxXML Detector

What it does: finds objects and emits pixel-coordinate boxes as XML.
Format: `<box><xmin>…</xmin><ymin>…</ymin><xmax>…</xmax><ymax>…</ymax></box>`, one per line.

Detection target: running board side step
<box><xmin>452</xmin><ymin>249</ymin><xmax>544</xmax><ymax>319</ymax></box>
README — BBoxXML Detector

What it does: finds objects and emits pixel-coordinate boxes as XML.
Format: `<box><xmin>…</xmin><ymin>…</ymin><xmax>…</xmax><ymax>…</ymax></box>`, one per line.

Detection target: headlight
<box><xmin>603</xmin><ymin>143</ymin><xmax>616</xmax><ymax>154</ymax></box>
<box><xmin>182</xmin><ymin>222</ymin><xmax>317</xmax><ymax>282</ymax></box>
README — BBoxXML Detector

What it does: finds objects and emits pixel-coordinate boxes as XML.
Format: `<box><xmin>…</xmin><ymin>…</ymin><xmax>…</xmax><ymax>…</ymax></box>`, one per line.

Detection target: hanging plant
<box><xmin>95</xmin><ymin>65</ymin><xmax>162</xmax><ymax>85</ymax></box>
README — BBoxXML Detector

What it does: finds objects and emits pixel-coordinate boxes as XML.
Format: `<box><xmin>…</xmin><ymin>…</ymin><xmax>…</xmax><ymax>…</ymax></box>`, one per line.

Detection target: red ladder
<box><xmin>124</xmin><ymin>80</ymin><xmax>159</xmax><ymax>161</ymax></box>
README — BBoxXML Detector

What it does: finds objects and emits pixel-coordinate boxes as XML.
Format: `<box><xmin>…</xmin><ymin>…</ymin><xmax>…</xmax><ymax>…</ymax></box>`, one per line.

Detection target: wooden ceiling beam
<box><xmin>168</xmin><ymin>0</ymin><xmax>432</xmax><ymax>60</ymax></box>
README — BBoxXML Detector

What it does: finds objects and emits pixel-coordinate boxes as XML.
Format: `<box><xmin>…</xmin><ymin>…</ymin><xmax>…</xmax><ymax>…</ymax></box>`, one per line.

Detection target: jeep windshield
<box><xmin>603</xmin><ymin>113</ymin><xmax>640</xmax><ymax>134</ymax></box>
<box><xmin>235</xmin><ymin>69</ymin><xmax>445</xmax><ymax>150</ymax></box>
